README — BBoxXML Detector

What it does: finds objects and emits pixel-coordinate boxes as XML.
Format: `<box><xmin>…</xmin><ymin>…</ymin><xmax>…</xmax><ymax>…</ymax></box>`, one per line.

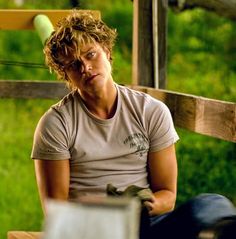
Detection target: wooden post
<box><xmin>132</xmin><ymin>0</ymin><xmax>154</xmax><ymax>87</ymax></box>
<box><xmin>157</xmin><ymin>0</ymin><xmax>168</xmax><ymax>89</ymax></box>
<box><xmin>132</xmin><ymin>0</ymin><xmax>168</xmax><ymax>88</ymax></box>
<box><xmin>152</xmin><ymin>0</ymin><xmax>159</xmax><ymax>88</ymax></box>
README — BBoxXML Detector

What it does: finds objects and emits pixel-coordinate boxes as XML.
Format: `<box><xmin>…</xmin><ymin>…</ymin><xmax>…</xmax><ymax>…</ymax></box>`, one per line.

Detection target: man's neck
<box><xmin>80</xmin><ymin>82</ymin><xmax>118</xmax><ymax>119</ymax></box>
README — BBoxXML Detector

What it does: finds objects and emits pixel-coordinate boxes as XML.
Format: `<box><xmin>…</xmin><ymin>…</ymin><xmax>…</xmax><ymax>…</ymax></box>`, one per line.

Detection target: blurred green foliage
<box><xmin>167</xmin><ymin>9</ymin><xmax>236</xmax><ymax>102</ymax></box>
<box><xmin>0</xmin><ymin>0</ymin><xmax>235</xmax><ymax>238</ymax></box>
<box><xmin>166</xmin><ymin>9</ymin><xmax>236</xmax><ymax>207</ymax></box>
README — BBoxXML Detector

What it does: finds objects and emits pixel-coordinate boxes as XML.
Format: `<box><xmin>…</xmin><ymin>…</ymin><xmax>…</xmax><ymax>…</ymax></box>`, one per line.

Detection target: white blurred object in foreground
<box><xmin>42</xmin><ymin>196</ymin><xmax>141</xmax><ymax>239</ymax></box>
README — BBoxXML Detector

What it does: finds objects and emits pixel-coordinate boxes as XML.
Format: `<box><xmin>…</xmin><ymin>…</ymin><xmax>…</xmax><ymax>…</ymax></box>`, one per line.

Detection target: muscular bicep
<box><xmin>34</xmin><ymin>159</ymin><xmax>70</xmax><ymax>214</ymax></box>
<box><xmin>148</xmin><ymin>144</ymin><xmax>178</xmax><ymax>195</ymax></box>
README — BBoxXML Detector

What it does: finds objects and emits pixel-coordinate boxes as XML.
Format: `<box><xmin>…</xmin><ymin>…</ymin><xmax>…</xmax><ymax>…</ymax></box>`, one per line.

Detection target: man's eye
<box><xmin>66</xmin><ymin>60</ymin><xmax>81</xmax><ymax>71</ymax></box>
<box><xmin>87</xmin><ymin>51</ymin><xmax>96</xmax><ymax>59</ymax></box>
<box><xmin>71</xmin><ymin>61</ymin><xmax>79</xmax><ymax>69</ymax></box>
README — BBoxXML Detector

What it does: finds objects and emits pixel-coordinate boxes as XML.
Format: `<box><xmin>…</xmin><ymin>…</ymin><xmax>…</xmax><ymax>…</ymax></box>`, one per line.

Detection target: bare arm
<box><xmin>34</xmin><ymin>159</ymin><xmax>70</xmax><ymax>215</ymax></box>
<box><xmin>145</xmin><ymin>144</ymin><xmax>178</xmax><ymax>216</ymax></box>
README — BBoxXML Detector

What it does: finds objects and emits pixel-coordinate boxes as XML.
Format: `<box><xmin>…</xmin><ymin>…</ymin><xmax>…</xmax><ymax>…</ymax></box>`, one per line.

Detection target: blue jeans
<box><xmin>140</xmin><ymin>194</ymin><xmax>236</xmax><ymax>239</ymax></box>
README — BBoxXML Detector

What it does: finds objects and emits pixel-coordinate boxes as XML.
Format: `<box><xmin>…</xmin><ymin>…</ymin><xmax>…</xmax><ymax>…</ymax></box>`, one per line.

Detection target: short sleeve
<box><xmin>147</xmin><ymin>99</ymin><xmax>179</xmax><ymax>152</ymax></box>
<box><xmin>31</xmin><ymin>108</ymin><xmax>71</xmax><ymax>160</ymax></box>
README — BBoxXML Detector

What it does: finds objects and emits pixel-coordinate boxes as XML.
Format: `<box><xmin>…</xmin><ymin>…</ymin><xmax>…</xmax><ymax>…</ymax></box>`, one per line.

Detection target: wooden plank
<box><xmin>7</xmin><ymin>231</ymin><xmax>42</xmax><ymax>239</ymax></box>
<box><xmin>0</xmin><ymin>81</ymin><xmax>235</xmax><ymax>142</ymax></box>
<box><xmin>129</xmin><ymin>85</ymin><xmax>236</xmax><ymax>142</ymax></box>
<box><xmin>0</xmin><ymin>9</ymin><xmax>100</xmax><ymax>30</ymax></box>
<box><xmin>0</xmin><ymin>80</ymin><xmax>69</xmax><ymax>99</ymax></box>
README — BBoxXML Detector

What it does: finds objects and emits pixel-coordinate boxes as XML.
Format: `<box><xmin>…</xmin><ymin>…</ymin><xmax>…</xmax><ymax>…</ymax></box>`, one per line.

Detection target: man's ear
<box><xmin>103</xmin><ymin>47</ymin><xmax>111</xmax><ymax>61</ymax></box>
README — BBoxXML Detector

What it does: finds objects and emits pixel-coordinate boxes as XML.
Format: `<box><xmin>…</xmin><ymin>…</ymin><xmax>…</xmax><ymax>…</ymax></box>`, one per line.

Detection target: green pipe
<box><xmin>33</xmin><ymin>14</ymin><xmax>54</xmax><ymax>45</ymax></box>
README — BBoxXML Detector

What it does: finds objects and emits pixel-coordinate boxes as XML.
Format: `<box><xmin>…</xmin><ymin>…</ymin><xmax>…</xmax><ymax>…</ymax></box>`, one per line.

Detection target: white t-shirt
<box><xmin>31</xmin><ymin>84</ymin><xmax>179</xmax><ymax>199</ymax></box>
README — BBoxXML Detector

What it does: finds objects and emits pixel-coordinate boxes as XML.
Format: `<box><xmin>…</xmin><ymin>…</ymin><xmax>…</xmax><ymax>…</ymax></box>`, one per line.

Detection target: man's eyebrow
<box><xmin>80</xmin><ymin>47</ymin><xmax>94</xmax><ymax>54</ymax></box>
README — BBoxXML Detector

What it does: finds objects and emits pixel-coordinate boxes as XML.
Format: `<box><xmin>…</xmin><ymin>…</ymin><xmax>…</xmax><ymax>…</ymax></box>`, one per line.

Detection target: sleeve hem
<box><xmin>149</xmin><ymin>136</ymin><xmax>179</xmax><ymax>152</ymax></box>
<box><xmin>31</xmin><ymin>152</ymin><xmax>71</xmax><ymax>160</ymax></box>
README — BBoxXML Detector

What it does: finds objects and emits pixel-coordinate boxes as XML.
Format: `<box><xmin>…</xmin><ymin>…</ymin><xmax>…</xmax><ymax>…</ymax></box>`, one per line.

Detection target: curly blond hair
<box><xmin>44</xmin><ymin>10</ymin><xmax>117</xmax><ymax>88</ymax></box>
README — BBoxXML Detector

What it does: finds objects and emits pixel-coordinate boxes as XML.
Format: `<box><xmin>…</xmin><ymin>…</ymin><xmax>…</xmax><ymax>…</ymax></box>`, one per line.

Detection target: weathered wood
<box><xmin>0</xmin><ymin>9</ymin><xmax>100</xmax><ymax>30</ymax></box>
<box><xmin>129</xmin><ymin>85</ymin><xmax>236</xmax><ymax>142</ymax></box>
<box><xmin>132</xmin><ymin>0</ymin><xmax>167</xmax><ymax>88</ymax></box>
<box><xmin>132</xmin><ymin>0</ymin><xmax>154</xmax><ymax>87</ymax></box>
<box><xmin>0</xmin><ymin>80</ymin><xmax>235</xmax><ymax>142</ymax></box>
<box><xmin>169</xmin><ymin>0</ymin><xmax>236</xmax><ymax>20</ymax></box>
<box><xmin>157</xmin><ymin>0</ymin><xmax>168</xmax><ymax>89</ymax></box>
<box><xmin>7</xmin><ymin>231</ymin><xmax>42</xmax><ymax>239</ymax></box>
<box><xmin>0</xmin><ymin>80</ymin><xmax>69</xmax><ymax>99</ymax></box>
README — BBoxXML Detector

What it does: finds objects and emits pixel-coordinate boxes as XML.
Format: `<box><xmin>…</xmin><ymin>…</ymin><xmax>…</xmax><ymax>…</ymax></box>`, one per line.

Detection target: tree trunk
<box><xmin>169</xmin><ymin>0</ymin><xmax>236</xmax><ymax>20</ymax></box>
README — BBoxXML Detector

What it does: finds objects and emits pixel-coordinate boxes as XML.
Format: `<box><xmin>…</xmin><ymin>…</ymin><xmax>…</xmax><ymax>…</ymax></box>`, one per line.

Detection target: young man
<box><xmin>31</xmin><ymin>11</ymin><xmax>236</xmax><ymax>239</ymax></box>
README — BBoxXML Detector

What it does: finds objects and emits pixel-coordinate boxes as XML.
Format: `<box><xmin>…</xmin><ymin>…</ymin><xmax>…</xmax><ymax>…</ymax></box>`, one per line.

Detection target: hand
<box><xmin>143</xmin><ymin>191</ymin><xmax>176</xmax><ymax>216</ymax></box>
<box><xmin>143</xmin><ymin>195</ymin><xmax>160</xmax><ymax>216</ymax></box>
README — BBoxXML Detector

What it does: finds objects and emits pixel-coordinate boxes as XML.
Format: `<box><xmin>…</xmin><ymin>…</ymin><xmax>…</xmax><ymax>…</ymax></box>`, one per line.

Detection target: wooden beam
<box><xmin>152</xmin><ymin>0</ymin><xmax>158</xmax><ymax>88</ymax></box>
<box><xmin>0</xmin><ymin>80</ymin><xmax>69</xmax><ymax>99</ymax></box>
<box><xmin>132</xmin><ymin>0</ymin><xmax>154</xmax><ymax>87</ymax></box>
<box><xmin>130</xmin><ymin>85</ymin><xmax>236</xmax><ymax>143</ymax></box>
<box><xmin>0</xmin><ymin>80</ymin><xmax>235</xmax><ymax>142</ymax></box>
<box><xmin>132</xmin><ymin>0</ymin><xmax>139</xmax><ymax>86</ymax></box>
<box><xmin>157</xmin><ymin>0</ymin><xmax>168</xmax><ymax>89</ymax></box>
<box><xmin>0</xmin><ymin>9</ymin><xmax>100</xmax><ymax>30</ymax></box>
<box><xmin>8</xmin><ymin>231</ymin><xmax>42</xmax><ymax>239</ymax></box>
<box><xmin>132</xmin><ymin>0</ymin><xmax>167</xmax><ymax>88</ymax></box>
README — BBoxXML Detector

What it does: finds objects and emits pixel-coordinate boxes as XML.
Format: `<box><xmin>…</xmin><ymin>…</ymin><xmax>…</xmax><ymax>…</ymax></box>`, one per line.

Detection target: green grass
<box><xmin>175</xmin><ymin>129</ymin><xmax>236</xmax><ymax>206</ymax></box>
<box><xmin>0</xmin><ymin>99</ymin><xmax>57</xmax><ymax>238</ymax></box>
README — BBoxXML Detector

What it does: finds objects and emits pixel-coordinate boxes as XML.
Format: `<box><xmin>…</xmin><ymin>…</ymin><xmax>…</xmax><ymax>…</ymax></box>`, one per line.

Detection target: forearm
<box><xmin>147</xmin><ymin>145</ymin><xmax>178</xmax><ymax>216</ymax></box>
<box><xmin>34</xmin><ymin>159</ymin><xmax>70</xmax><ymax>215</ymax></box>
<box><xmin>36</xmin><ymin>176</ymin><xmax>69</xmax><ymax>215</ymax></box>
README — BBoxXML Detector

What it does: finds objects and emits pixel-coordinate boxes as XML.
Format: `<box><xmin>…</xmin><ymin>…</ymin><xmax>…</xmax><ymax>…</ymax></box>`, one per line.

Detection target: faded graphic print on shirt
<box><xmin>123</xmin><ymin>133</ymin><xmax>149</xmax><ymax>157</ymax></box>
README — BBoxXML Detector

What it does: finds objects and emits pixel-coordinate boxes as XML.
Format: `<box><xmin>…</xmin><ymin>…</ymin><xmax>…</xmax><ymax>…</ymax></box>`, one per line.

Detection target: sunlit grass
<box><xmin>176</xmin><ymin>128</ymin><xmax>236</xmax><ymax>206</ymax></box>
<box><xmin>0</xmin><ymin>99</ymin><xmax>57</xmax><ymax>238</ymax></box>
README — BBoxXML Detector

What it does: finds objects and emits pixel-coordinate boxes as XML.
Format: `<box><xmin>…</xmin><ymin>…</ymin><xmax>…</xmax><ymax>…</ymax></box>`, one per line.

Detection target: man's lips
<box><xmin>85</xmin><ymin>74</ymin><xmax>99</xmax><ymax>82</ymax></box>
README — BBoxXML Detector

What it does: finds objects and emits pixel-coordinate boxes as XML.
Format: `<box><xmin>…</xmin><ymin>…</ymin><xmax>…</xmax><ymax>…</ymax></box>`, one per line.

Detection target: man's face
<box><xmin>61</xmin><ymin>42</ymin><xmax>112</xmax><ymax>93</ymax></box>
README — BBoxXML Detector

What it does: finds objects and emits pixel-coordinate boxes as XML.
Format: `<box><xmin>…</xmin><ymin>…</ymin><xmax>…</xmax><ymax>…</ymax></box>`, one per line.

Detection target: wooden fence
<box><xmin>0</xmin><ymin>80</ymin><xmax>235</xmax><ymax>142</ymax></box>
<box><xmin>0</xmin><ymin>8</ymin><xmax>235</xmax><ymax>144</ymax></box>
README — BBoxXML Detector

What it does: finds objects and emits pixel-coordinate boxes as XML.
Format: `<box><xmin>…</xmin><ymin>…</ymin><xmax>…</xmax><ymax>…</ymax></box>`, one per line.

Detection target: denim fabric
<box><xmin>140</xmin><ymin>194</ymin><xmax>236</xmax><ymax>239</ymax></box>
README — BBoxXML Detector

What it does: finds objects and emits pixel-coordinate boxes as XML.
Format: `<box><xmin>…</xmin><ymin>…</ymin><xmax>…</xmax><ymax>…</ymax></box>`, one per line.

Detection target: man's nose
<box><xmin>81</xmin><ymin>60</ymin><xmax>91</xmax><ymax>73</ymax></box>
